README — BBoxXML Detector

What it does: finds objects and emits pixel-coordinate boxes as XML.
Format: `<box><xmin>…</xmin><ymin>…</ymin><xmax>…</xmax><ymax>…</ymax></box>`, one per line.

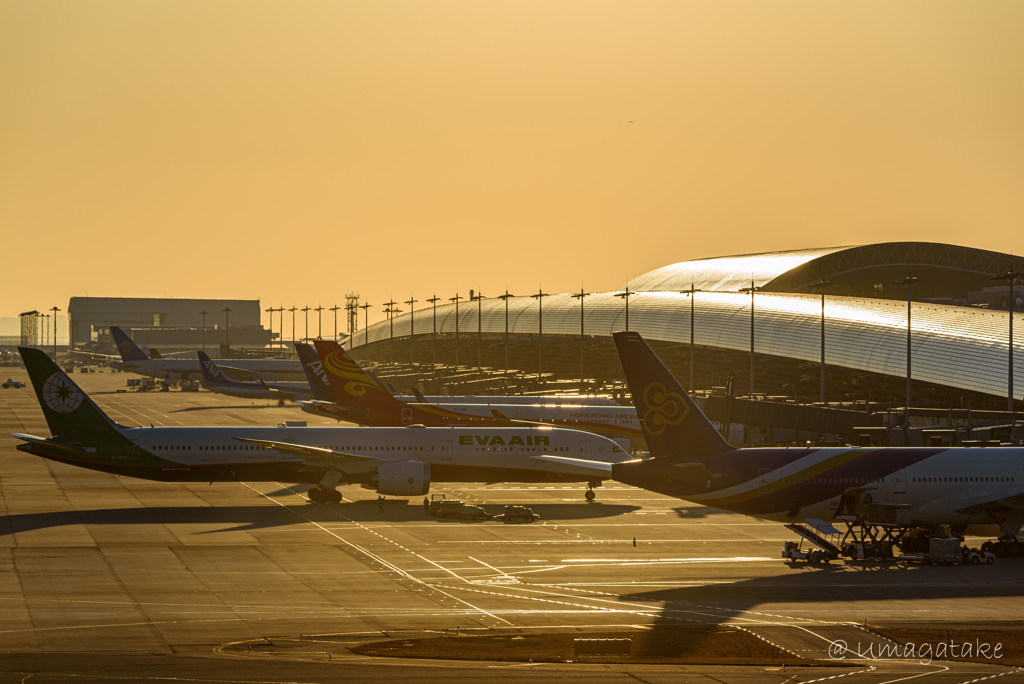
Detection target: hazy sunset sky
<box><xmin>2</xmin><ymin>1</ymin><xmax>1022</xmax><ymax>327</ymax></box>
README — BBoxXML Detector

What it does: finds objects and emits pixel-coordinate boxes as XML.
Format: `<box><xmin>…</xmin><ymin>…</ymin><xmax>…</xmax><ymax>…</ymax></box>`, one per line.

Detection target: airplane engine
<box><xmin>371</xmin><ymin>460</ymin><xmax>431</xmax><ymax>496</ymax></box>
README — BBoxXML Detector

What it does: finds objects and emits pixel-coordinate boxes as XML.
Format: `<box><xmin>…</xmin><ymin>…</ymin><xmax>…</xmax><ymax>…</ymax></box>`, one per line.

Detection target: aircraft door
<box><xmin>402</xmin><ymin>408</ymin><xmax>413</xmax><ymax>425</ymax></box>
<box><xmin>758</xmin><ymin>468</ymin><xmax>774</xmax><ymax>494</ymax></box>
<box><xmin>579</xmin><ymin>441</ymin><xmax>591</xmax><ymax>459</ymax></box>
<box><xmin>441</xmin><ymin>440</ymin><xmax>453</xmax><ymax>461</ymax></box>
<box><xmin>128</xmin><ymin>440</ymin><xmax>140</xmax><ymax>460</ymax></box>
<box><xmin>892</xmin><ymin>468</ymin><xmax>907</xmax><ymax>494</ymax></box>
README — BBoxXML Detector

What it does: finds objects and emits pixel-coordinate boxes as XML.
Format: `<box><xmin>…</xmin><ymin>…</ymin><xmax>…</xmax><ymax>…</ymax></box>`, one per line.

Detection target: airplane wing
<box><xmin>11</xmin><ymin>433</ymin><xmax>97</xmax><ymax>454</ymax></box>
<box><xmin>260</xmin><ymin>379</ymin><xmax>299</xmax><ymax>399</ymax></box>
<box><xmin>293</xmin><ymin>400</ymin><xmax>370</xmax><ymax>422</ymax></box>
<box><xmin>150</xmin><ymin>349</ymin><xmax>194</xmax><ymax>358</ymax></box>
<box><xmin>231</xmin><ymin>437</ymin><xmax>396</xmax><ymax>472</ymax></box>
<box><xmin>529</xmin><ymin>454</ymin><xmax>614</xmax><ymax>477</ymax></box>
<box><xmin>490</xmin><ymin>409</ymin><xmax>628</xmax><ymax>440</ymax></box>
<box><xmin>956</xmin><ymin>493</ymin><xmax>1024</xmax><ymax>535</ymax></box>
<box><xmin>66</xmin><ymin>350</ymin><xmax>116</xmax><ymax>360</ymax></box>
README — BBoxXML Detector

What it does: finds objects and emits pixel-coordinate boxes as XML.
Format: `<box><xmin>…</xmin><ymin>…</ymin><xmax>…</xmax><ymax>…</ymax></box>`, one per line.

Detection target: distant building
<box><xmin>67</xmin><ymin>297</ymin><xmax>272</xmax><ymax>348</ymax></box>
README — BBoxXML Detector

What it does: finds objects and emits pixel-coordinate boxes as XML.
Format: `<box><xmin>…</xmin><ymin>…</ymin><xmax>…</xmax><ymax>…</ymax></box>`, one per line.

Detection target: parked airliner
<box><xmin>308</xmin><ymin>341</ymin><xmax>644</xmax><ymax>455</ymax></box>
<box><xmin>12</xmin><ymin>348</ymin><xmax>630</xmax><ymax>505</ymax></box>
<box><xmin>106</xmin><ymin>326</ymin><xmax>304</xmax><ymax>381</ymax></box>
<box><xmin>606</xmin><ymin>331</ymin><xmax>1024</xmax><ymax>556</ymax></box>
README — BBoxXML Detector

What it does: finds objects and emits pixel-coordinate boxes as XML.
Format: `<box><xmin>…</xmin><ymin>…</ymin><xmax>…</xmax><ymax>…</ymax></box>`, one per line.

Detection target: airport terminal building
<box><xmin>349</xmin><ymin>242</ymin><xmax>1024</xmax><ymax>426</ymax></box>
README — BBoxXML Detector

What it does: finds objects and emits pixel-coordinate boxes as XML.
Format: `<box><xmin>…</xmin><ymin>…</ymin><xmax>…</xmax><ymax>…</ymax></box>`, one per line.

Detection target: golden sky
<box><xmin>2</xmin><ymin>1</ymin><xmax>1022</xmax><ymax>327</ymax></box>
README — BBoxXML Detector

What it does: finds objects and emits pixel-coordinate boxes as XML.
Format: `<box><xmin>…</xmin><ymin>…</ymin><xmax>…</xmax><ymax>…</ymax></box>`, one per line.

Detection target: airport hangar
<box><xmin>67</xmin><ymin>296</ymin><xmax>273</xmax><ymax>349</ymax></box>
<box><xmin>349</xmin><ymin>242</ymin><xmax>1024</xmax><ymax>446</ymax></box>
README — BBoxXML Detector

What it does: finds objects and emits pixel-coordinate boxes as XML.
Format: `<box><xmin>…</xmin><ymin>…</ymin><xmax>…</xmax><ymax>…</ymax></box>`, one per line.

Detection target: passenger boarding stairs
<box><xmin>785</xmin><ymin>518</ymin><xmax>843</xmax><ymax>559</ymax></box>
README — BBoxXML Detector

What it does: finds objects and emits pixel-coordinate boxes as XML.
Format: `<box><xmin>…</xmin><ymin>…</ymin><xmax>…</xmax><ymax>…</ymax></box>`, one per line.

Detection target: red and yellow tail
<box><xmin>312</xmin><ymin>341</ymin><xmax>400</xmax><ymax>406</ymax></box>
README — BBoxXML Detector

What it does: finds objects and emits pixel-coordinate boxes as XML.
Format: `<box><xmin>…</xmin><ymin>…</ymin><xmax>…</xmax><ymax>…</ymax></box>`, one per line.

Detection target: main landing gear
<box><xmin>981</xmin><ymin>535</ymin><xmax>1022</xmax><ymax>558</ymax></box>
<box><xmin>585</xmin><ymin>481</ymin><xmax>600</xmax><ymax>502</ymax></box>
<box><xmin>308</xmin><ymin>485</ymin><xmax>342</xmax><ymax>504</ymax></box>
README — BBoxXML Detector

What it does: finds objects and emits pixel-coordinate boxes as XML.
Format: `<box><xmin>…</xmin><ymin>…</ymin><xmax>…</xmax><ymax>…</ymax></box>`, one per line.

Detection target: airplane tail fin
<box><xmin>294</xmin><ymin>343</ymin><xmax>335</xmax><ymax>402</ymax></box>
<box><xmin>313</xmin><ymin>340</ymin><xmax>401</xmax><ymax>406</ymax></box>
<box><xmin>612</xmin><ymin>331</ymin><xmax>732</xmax><ymax>461</ymax></box>
<box><xmin>109</xmin><ymin>326</ymin><xmax>149</xmax><ymax>362</ymax></box>
<box><xmin>18</xmin><ymin>347</ymin><xmax>122</xmax><ymax>436</ymax></box>
<box><xmin>197</xmin><ymin>351</ymin><xmax>236</xmax><ymax>385</ymax></box>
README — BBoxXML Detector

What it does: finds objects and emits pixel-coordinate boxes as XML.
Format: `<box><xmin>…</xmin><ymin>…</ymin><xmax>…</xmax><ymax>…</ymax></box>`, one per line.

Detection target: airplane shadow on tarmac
<box><xmin>621</xmin><ymin>556</ymin><xmax>1024</xmax><ymax>632</ymax></box>
<box><xmin>0</xmin><ymin>501</ymin><xmax>641</xmax><ymax>535</ymax></box>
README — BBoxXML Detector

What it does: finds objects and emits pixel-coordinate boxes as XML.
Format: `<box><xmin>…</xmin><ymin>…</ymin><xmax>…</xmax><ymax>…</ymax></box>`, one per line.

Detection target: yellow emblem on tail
<box><xmin>641</xmin><ymin>382</ymin><xmax>688</xmax><ymax>436</ymax></box>
<box><xmin>322</xmin><ymin>351</ymin><xmax>381</xmax><ymax>399</ymax></box>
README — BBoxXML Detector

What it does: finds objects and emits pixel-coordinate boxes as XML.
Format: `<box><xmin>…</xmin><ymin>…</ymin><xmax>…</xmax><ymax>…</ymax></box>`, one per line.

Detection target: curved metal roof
<box><xmin>621</xmin><ymin>246</ymin><xmax>854</xmax><ymax>293</ymax></box>
<box><xmin>620</xmin><ymin>242</ymin><xmax>1024</xmax><ymax>296</ymax></box>
<box><xmin>351</xmin><ymin>291</ymin><xmax>1020</xmax><ymax>401</ymax></box>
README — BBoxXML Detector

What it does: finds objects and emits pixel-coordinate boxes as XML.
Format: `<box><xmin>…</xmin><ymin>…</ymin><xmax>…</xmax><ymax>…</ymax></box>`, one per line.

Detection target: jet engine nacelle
<box><xmin>371</xmin><ymin>460</ymin><xmax>431</xmax><ymax>496</ymax></box>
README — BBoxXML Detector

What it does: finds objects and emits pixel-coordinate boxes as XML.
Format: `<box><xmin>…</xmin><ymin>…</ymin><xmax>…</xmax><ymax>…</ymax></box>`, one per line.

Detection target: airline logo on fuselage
<box><xmin>458</xmin><ymin>434</ymin><xmax>550</xmax><ymax>446</ymax></box>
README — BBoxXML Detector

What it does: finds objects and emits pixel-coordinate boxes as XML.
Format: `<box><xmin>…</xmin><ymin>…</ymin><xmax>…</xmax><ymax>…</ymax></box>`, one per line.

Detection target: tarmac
<box><xmin>1</xmin><ymin>366</ymin><xmax>1023</xmax><ymax>682</ymax></box>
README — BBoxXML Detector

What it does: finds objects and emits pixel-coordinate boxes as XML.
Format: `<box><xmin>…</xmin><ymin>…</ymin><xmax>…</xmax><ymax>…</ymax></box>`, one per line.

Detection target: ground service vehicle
<box><xmin>501</xmin><ymin>505</ymin><xmax>538</xmax><ymax>522</ymax></box>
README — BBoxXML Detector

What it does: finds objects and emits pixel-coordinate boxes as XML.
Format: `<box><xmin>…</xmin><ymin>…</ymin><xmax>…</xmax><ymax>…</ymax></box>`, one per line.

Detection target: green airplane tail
<box><xmin>18</xmin><ymin>348</ymin><xmax>121</xmax><ymax>436</ymax></box>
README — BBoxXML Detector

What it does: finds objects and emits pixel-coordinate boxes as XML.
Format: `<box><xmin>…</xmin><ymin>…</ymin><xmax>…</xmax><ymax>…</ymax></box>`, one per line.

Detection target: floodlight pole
<box><xmin>814</xmin><ymin>280</ymin><xmax>833</xmax><ymax>403</ymax></box>
<box><xmin>470</xmin><ymin>291</ymin><xmax>484</xmax><ymax>371</ymax></box>
<box><xmin>405</xmin><ymin>296</ymin><xmax>418</xmax><ymax>364</ymax></box>
<box><xmin>222</xmin><ymin>308</ymin><xmax>232</xmax><ymax>346</ymax></box>
<box><xmin>992</xmin><ymin>268</ymin><xmax>1020</xmax><ymax>416</ymax></box>
<box><xmin>330</xmin><ymin>304</ymin><xmax>340</xmax><ymax>342</ymax></box>
<box><xmin>426</xmin><ymin>295</ymin><xmax>440</xmax><ymax>367</ymax></box>
<box><xmin>895</xmin><ymin>272</ymin><xmax>919</xmax><ymax>446</ymax></box>
<box><xmin>449</xmin><ymin>293</ymin><xmax>463</xmax><ymax>369</ymax></box>
<box><xmin>682</xmin><ymin>284</ymin><xmax>702</xmax><ymax>392</ymax></box>
<box><xmin>315</xmin><ymin>305</ymin><xmax>324</xmax><ymax>340</ymax></box>
<box><xmin>278</xmin><ymin>307</ymin><xmax>285</xmax><ymax>351</ymax></box>
<box><xmin>571</xmin><ymin>289</ymin><xmax>591</xmax><ymax>386</ymax></box>
<box><xmin>51</xmin><ymin>306</ymin><xmax>60</xmax><ymax>360</ymax></box>
<box><xmin>531</xmin><ymin>290</ymin><xmax>549</xmax><ymax>383</ymax></box>
<box><xmin>383</xmin><ymin>299</ymin><xmax>398</xmax><ymax>365</ymax></box>
<box><xmin>614</xmin><ymin>287</ymin><xmax>637</xmax><ymax>331</ymax></box>
<box><xmin>199</xmin><ymin>311</ymin><xmax>209</xmax><ymax>350</ymax></box>
<box><xmin>288</xmin><ymin>307</ymin><xmax>297</xmax><ymax>346</ymax></box>
<box><xmin>359</xmin><ymin>303</ymin><xmax>372</xmax><ymax>362</ymax></box>
<box><xmin>738</xmin><ymin>281</ymin><xmax>760</xmax><ymax>396</ymax></box>
<box><xmin>497</xmin><ymin>291</ymin><xmax>514</xmax><ymax>374</ymax></box>
<box><xmin>265</xmin><ymin>306</ymin><xmax>274</xmax><ymax>349</ymax></box>
<box><xmin>300</xmin><ymin>305</ymin><xmax>311</xmax><ymax>343</ymax></box>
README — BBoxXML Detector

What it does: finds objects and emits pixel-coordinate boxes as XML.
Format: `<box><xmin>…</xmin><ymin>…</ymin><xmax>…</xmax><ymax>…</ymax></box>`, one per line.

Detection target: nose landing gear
<box><xmin>584</xmin><ymin>481</ymin><xmax>600</xmax><ymax>502</ymax></box>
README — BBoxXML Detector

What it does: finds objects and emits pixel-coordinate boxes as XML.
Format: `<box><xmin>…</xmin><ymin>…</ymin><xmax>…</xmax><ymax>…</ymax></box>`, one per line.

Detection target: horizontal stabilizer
<box><xmin>11</xmin><ymin>433</ymin><xmax>96</xmax><ymax>454</ymax></box>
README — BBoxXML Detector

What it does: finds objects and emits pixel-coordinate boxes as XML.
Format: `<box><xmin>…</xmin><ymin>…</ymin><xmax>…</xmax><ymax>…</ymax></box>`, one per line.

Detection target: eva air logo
<box><xmin>42</xmin><ymin>372</ymin><xmax>84</xmax><ymax>414</ymax></box>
